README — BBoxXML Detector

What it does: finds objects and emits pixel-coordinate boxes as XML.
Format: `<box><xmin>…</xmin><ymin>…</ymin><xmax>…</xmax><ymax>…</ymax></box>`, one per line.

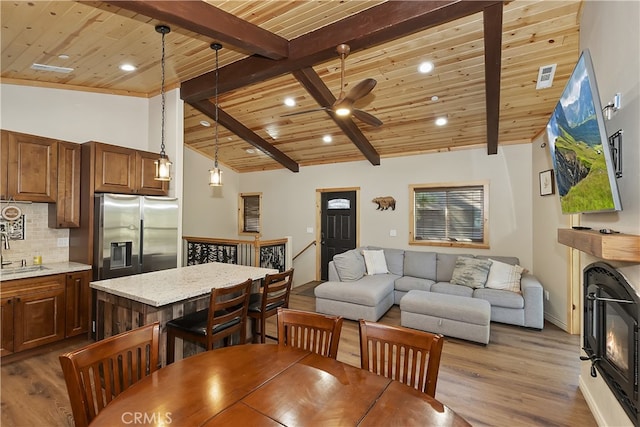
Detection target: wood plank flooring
<box><xmin>1</xmin><ymin>290</ymin><xmax>596</xmax><ymax>427</ymax></box>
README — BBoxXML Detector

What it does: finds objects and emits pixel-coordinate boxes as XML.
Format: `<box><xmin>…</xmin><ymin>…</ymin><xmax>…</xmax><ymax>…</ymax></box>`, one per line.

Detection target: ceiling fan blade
<box><xmin>281</xmin><ymin>107</ymin><xmax>328</xmax><ymax>117</ymax></box>
<box><xmin>343</xmin><ymin>78</ymin><xmax>377</xmax><ymax>103</ymax></box>
<box><xmin>352</xmin><ymin>109</ymin><xmax>383</xmax><ymax>127</ymax></box>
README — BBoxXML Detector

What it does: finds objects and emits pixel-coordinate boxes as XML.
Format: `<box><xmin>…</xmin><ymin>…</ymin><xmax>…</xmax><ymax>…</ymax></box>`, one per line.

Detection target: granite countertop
<box><xmin>0</xmin><ymin>261</ymin><xmax>92</xmax><ymax>281</ymax></box>
<box><xmin>90</xmin><ymin>262</ymin><xmax>278</xmax><ymax>307</ymax></box>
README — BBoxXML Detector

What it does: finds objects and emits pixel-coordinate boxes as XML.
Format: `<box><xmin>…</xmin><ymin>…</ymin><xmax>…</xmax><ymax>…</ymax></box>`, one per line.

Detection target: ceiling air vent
<box><xmin>30</xmin><ymin>63</ymin><xmax>74</xmax><ymax>74</ymax></box>
<box><xmin>536</xmin><ymin>64</ymin><xmax>557</xmax><ymax>89</ymax></box>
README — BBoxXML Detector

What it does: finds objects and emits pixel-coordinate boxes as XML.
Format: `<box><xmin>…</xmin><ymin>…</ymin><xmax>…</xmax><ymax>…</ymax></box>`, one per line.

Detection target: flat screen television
<box><xmin>546</xmin><ymin>49</ymin><xmax>622</xmax><ymax>214</ymax></box>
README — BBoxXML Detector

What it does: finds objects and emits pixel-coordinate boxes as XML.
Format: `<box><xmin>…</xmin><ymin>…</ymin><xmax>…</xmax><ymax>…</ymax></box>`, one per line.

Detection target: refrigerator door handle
<box><xmin>139</xmin><ymin>219</ymin><xmax>144</xmax><ymax>269</ymax></box>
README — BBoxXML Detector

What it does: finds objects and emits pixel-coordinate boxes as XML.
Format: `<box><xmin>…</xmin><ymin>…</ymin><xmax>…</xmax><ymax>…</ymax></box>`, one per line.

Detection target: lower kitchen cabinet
<box><xmin>0</xmin><ymin>272</ymin><xmax>88</xmax><ymax>357</ymax></box>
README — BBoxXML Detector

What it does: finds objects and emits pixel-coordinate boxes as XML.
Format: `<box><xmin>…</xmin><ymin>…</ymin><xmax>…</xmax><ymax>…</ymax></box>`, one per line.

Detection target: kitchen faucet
<box><xmin>1</xmin><ymin>231</ymin><xmax>11</xmax><ymax>268</ymax></box>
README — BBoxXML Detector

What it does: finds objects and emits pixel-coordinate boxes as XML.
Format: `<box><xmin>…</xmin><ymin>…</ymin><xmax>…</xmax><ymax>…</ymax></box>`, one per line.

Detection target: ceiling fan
<box><xmin>283</xmin><ymin>44</ymin><xmax>383</xmax><ymax>127</ymax></box>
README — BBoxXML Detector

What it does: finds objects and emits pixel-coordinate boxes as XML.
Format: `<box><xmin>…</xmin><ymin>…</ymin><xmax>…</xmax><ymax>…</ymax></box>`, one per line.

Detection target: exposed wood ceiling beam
<box><xmin>483</xmin><ymin>2</ymin><xmax>503</xmax><ymax>155</ymax></box>
<box><xmin>102</xmin><ymin>1</ymin><xmax>288</xmax><ymax>59</ymax></box>
<box><xmin>191</xmin><ymin>100</ymin><xmax>300</xmax><ymax>173</ymax></box>
<box><xmin>181</xmin><ymin>1</ymin><xmax>504</xmax><ymax>102</ymax></box>
<box><xmin>292</xmin><ymin>68</ymin><xmax>380</xmax><ymax>165</ymax></box>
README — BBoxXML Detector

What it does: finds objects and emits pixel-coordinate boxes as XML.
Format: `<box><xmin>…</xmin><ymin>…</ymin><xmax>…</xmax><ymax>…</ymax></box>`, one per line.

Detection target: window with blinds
<box><xmin>239</xmin><ymin>193</ymin><xmax>261</xmax><ymax>234</ymax></box>
<box><xmin>410</xmin><ymin>182</ymin><xmax>489</xmax><ymax>248</ymax></box>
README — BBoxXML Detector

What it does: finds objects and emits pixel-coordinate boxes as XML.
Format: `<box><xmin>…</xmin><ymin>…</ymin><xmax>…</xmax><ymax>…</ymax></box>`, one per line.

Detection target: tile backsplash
<box><xmin>1</xmin><ymin>202</ymin><xmax>69</xmax><ymax>266</ymax></box>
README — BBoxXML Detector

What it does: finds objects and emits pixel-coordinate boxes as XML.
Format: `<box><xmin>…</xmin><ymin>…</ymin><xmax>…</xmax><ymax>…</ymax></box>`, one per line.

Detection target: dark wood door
<box><xmin>320</xmin><ymin>191</ymin><xmax>357</xmax><ymax>280</ymax></box>
<box><xmin>65</xmin><ymin>270</ymin><xmax>91</xmax><ymax>337</ymax></box>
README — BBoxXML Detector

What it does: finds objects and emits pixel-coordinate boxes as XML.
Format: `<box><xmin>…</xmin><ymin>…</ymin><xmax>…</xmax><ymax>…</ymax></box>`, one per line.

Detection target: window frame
<box><xmin>238</xmin><ymin>192</ymin><xmax>262</xmax><ymax>236</ymax></box>
<box><xmin>409</xmin><ymin>181</ymin><xmax>489</xmax><ymax>249</ymax></box>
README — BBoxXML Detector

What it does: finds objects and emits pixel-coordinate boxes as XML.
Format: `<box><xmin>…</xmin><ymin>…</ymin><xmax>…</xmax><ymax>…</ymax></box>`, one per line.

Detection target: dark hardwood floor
<box><xmin>1</xmin><ymin>287</ymin><xmax>596</xmax><ymax>427</ymax></box>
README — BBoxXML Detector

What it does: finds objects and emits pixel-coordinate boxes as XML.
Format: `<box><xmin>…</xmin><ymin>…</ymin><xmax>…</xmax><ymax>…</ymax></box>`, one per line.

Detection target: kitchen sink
<box><xmin>1</xmin><ymin>265</ymin><xmax>50</xmax><ymax>275</ymax></box>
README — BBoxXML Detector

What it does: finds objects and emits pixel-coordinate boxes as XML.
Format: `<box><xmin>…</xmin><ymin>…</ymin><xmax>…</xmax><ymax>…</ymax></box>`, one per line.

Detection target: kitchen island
<box><xmin>90</xmin><ymin>262</ymin><xmax>278</xmax><ymax>365</ymax></box>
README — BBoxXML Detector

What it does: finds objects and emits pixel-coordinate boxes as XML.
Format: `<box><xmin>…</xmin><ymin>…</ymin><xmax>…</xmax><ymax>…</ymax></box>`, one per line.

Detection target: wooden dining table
<box><xmin>90</xmin><ymin>344</ymin><xmax>470</xmax><ymax>426</ymax></box>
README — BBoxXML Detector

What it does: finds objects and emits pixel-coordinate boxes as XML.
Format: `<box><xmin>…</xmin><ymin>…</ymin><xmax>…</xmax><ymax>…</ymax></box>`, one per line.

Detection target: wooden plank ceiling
<box><xmin>1</xmin><ymin>0</ymin><xmax>582</xmax><ymax>173</ymax></box>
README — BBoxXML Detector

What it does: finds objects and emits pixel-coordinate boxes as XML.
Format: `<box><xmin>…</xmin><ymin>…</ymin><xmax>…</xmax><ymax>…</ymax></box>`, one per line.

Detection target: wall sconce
<box><xmin>602</xmin><ymin>93</ymin><xmax>621</xmax><ymax>121</ymax></box>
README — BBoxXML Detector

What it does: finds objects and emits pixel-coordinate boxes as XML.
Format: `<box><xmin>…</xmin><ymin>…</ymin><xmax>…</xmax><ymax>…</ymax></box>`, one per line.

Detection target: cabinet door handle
<box><xmin>7</xmin><ymin>299</ymin><xmax>11</xmax><ymax>305</ymax></box>
<box><xmin>15</xmin><ymin>297</ymin><xmax>20</xmax><ymax>303</ymax></box>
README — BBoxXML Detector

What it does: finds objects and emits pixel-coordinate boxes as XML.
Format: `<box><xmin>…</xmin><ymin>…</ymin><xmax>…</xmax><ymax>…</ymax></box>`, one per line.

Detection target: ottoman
<box><xmin>400</xmin><ymin>290</ymin><xmax>491</xmax><ymax>344</ymax></box>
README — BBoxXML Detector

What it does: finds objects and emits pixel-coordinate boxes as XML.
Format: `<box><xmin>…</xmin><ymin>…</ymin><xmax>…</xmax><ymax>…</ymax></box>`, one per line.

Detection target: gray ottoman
<box><xmin>400</xmin><ymin>290</ymin><xmax>491</xmax><ymax>344</ymax></box>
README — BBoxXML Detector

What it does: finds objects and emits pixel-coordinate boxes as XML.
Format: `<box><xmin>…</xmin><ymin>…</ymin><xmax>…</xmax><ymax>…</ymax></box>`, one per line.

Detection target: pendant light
<box><xmin>154</xmin><ymin>25</ymin><xmax>172</xmax><ymax>181</ymax></box>
<box><xmin>208</xmin><ymin>43</ymin><xmax>223</xmax><ymax>186</ymax></box>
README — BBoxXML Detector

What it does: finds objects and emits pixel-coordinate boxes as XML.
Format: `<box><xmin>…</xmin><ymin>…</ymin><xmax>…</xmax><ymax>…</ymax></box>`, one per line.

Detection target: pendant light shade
<box><xmin>154</xmin><ymin>24</ymin><xmax>172</xmax><ymax>182</ymax></box>
<box><xmin>208</xmin><ymin>43</ymin><xmax>223</xmax><ymax>187</ymax></box>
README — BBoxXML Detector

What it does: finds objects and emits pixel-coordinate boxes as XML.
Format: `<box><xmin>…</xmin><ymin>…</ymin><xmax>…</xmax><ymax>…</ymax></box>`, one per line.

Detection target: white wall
<box><xmin>236</xmin><ymin>144</ymin><xmax>533</xmax><ymax>286</ymax></box>
<box><xmin>575</xmin><ymin>2</ymin><xmax>640</xmax><ymax>426</ymax></box>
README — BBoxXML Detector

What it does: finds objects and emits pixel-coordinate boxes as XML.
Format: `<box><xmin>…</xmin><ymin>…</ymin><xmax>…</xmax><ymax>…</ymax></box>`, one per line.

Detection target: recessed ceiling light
<box><xmin>431</xmin><ymin>95</ymin><xmax>439</xmax><ymax>102</ymax></box>
<box><xmin>58</xmin><ymin>54</ymin><xmax>70</xmax><ymax>60</ymax></box>
<box><xmin>119</xmin><ymin>63</ymin><xmax>137</xmax><ymax>72</ymax></box>
<box><xmin>284</xmin><ymin>97</ymin><xmax>296</xmax><ymax>107</ymax></box>
<box><xmin>200</xmin><ymin>120</ymin><xmax>211</xmax><ymax>127</ymax></box>
<box><xmin>435</xmin><ymin>117</ymin><xmax>448</xmax><ymax>126</ymax></box>
<box><xmin>246</xmin><ymin>148</ymin><xmax>255</xmax><ymax>154</ymax></box>
<box><xmin>323</xmin><ymin>135</ymin><xmax>333</xmax><ymax>143</ymax></box>
<box><xmin>418</xmin><ymin>61</ymin><xmax>434</xmax><ymax>74</ymax></box>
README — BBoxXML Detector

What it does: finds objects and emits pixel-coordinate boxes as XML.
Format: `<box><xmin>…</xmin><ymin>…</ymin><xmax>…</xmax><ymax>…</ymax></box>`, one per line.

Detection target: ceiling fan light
<box><xmin>335</xmin><ymin>107</ymin><xmax>351</xmax><ymax>116</ymax></box>
<box><xmin>209</xmin><ymin>167</ymin><xmax>223</xmax><ymax>186</ymax></box>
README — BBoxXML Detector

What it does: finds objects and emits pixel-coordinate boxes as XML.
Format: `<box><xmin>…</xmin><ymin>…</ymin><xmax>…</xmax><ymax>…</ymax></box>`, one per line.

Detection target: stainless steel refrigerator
<box><xmin>94</xmin><ymin>193</ymin><xmax>179</xmax><ymax>280</ymax></box>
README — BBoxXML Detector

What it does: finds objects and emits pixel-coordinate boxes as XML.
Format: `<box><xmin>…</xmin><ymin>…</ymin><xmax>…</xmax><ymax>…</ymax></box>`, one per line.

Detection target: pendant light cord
<box><xmin>160</xmin><ymin>29</ymin><xmax>167</xmax><ymax>157</ymax></box>
<box><xmin>214</xmin><ymin>45</ymin><xmax>220</xmax><ymax>168</ymax></box>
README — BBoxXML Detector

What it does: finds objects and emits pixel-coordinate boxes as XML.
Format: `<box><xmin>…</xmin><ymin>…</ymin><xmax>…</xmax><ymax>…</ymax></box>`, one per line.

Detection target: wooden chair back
<box><xmin>206</xmin><ymin>277</ymin><xmax>253</xmax><ymax>348</ymax></box>
<box><xmin>276</xmin><ymin>308</ymin><xmax>343</xmax><ymax>359</ymax></box>
<box><xmin>59</xmin><ymin>322</ymin><xmax>160</xmax><ymax>427</ymax></box>
<box><xmin>358</xmin><ymin>320</ymin><xmax>444</xmax><ymax>397</ymax></box>
<box><xmin>260</xmin><ymin>268</ymin><xmax>294</xmax><ymax>314</ymax></box>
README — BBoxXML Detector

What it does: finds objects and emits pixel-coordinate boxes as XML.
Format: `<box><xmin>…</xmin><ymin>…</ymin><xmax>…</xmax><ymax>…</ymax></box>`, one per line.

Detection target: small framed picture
<box><xmin>539</xmin><ymin>169</ymin><xmax>555</xmax><ymax>196</ymax></box>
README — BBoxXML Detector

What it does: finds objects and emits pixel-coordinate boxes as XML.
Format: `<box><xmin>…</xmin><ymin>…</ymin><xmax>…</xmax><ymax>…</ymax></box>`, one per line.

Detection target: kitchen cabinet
<box><xmin>49</xmin><ymin>141</ymin><xmax>81</xmax><ymax>228</ymax></box>
<box><xmin>3</xmin><ymin>130</ymin><xmax>58</xmax><ymax>202</ymax></box>
<box><xmin>0</xmin><ymin>274</ymin><xmax>66</xmax><ymax>356</ymax></box>
<box><xmin>0</xmin><ymin>132</ymin><xmax>8</xmax><ymax>200</ymax></box>
<box><xmin>64</xmin><ymin>270</ymin><xmax>91</xmax><ymax>337</ymax></box>
<box><xmin>91</xmin><ymin>141</ymin><xmax>168</xmax><ymax>195</ymax></box>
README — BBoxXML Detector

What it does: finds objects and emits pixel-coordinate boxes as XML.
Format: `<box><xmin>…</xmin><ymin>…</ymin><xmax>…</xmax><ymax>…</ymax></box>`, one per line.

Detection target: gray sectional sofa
<box><xmin>314</xmin><ymin>247</ymin><xmax>544</xmax><ymax>330</ymax></box>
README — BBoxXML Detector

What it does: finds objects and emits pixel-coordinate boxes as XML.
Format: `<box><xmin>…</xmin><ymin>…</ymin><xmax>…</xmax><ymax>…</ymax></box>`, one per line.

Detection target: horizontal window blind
<box><xmin>243</xmin><ymin>195</ymin><xmax>260</xmax><ymax>233</ymax></box>
<box><xmin>414</xmin><ymin>186</ymin><xmax>484</xmax><ymax>242</ymax></box>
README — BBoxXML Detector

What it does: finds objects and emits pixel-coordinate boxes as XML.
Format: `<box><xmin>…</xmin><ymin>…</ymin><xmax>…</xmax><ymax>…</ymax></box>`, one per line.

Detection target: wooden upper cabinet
<box><xmin>49</xmin><ymin>141</ymin><xmax>81</xmax><ymax>228</ymax></box>
<box><xmin>5</xmin><ymin>131</ymin><xmax>58</xmax><ymax>202</ymax></box>
<box><xmin>92</xmin><ymin>142</ymin><xmax>168</xmax><ymax>195</ymax></box>
<box><xmin>137</xmin><ymin>150</ymin><xmax>170</xmax><ymax>195</ymax></box>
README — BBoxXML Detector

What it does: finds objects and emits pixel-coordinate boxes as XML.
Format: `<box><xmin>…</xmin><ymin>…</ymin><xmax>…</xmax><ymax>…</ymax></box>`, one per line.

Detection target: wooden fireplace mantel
<box><xmin>558</xmin><ymin>228</ymin><xmax>640</xmax><ymax>262</ymax></box>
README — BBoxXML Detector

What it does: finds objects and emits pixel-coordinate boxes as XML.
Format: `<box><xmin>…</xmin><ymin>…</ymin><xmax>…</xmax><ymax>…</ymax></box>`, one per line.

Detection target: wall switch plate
<box><xmin>389</xmin><ymin>229</ymin><xmax>397</xmax><ymax>237</ymax></box>
<box><xmin>57</xmin><ymin>237</ymin><xmax>69</xmax><ymax>247</ymax></box>
<box><xmin>306</xmin><ymin>227</ymin><xmax>313</xmax><ymax>234</ymax></box>
<box><xmin>544</xmin><ymin>290</ymin><xmax>550</xmax><ymax>301</ymax></box>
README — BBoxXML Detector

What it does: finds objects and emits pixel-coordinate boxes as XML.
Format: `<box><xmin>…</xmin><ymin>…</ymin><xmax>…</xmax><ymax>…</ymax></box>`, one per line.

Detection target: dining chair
<box><xmin>276</xmin><ymin>307</ymin><xmax>344</xmax><ymax>359</ymax></box>
<box><xmin>165</xmin><ymin>277</ymin><xmax>253</xmax><ymax>364</ymax></box>
<box><xmin>58</xmin><ymin>322</ymin><xmax>160</xmax><ymax>427</ymax></box>
<box><xmin>358</xmin><ymin>320</ymin><xmax>444</xmax><ymax>398</ymax></box>
<box><xmin>248</xmin><ymin>268</ymin><xmax>294</xmax><ymax>343</ymax></box>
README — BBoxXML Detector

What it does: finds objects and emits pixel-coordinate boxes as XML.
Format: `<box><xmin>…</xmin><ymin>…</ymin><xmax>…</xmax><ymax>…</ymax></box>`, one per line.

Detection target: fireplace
<box><xmin>583</xmin><ymin>262</ymin><xmax>640</xmax><ymax>426</ymax></box>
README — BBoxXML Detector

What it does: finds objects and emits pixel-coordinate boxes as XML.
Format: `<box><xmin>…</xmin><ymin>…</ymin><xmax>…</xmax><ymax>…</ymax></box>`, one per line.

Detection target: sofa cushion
<box><xmin>333</xmin><ymin>249</ymin><xmax>365</xmax><ymax>281</ymax></box>
<box><xmin>314</xmin><ymin>274</ymin><xmax>397</xmax><ymax>306</ymax></box>
<box><xmin>436</xmin><ymin>253</ymin><xmax>472</xmax><ymax>282</ymax></box>
<box><xmin>403</xmin><ymin>250</ymin><xmax>436</xmax><ymax>280</ymax></box>
<box><xmin>383</xmin><ymin>248</ymin><xmax>405</xmax><ymax>276</ymax></box>
<box><xmin>473</xmin><ymin>288</ymin><xmax>525</xmax><ymax>309</ymax></box>
<box><xmin>430</xmin><ymin>282</ymin><xmax>474</xmax><ymax>298</ymax></box>
<box><xmin>363</xmin><ymin>249</ymin><xmax>389</xmax><ymax>275</ymax></box>
<box><xmin>485</xmin><ymin>258</ymin><xmax>525</xmax><ymax>293</ymax></box>
<box><xmin>476</xmin><ymin>255</ymin><xmax>520</xmax><ymax>266</ymax></box>
<box><xmin>394</xmin><ymin>276</ymin><xmax>434</xmax><ymax>293</ymax></box>
<box><xmin>450</xmin><ymin>256</ymin><xmax>492</xmax><ymax>288</ymax></box>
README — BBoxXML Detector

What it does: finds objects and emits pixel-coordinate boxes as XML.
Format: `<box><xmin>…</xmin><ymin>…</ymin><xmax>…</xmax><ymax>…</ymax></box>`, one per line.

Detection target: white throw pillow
<box><xmin>485</xmin><ymin>258</ymin><xmax>525</xmax><ymax>293</ymax></box>
<box><xmin>362</xmin><ymin>250</ymin><xmax>389</xmax><ymax>275</ymax></box>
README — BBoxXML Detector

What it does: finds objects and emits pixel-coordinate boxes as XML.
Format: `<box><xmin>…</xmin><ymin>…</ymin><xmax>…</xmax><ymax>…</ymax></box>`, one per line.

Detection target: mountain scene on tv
<box><xmin>546</xmin><ymin>56</ymin><xmax>615</xmax><ymax>213</ymax></box>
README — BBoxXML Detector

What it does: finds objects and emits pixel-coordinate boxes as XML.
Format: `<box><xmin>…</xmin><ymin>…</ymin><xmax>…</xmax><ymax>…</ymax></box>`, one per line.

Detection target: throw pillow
<box><xmin>333</xmin><ymin>250</ymin><xmax>366</xmax><ymax>281</ymax></box>
<box><xmin>362</xmin><ymin>249</ymin><xmax>389</xmax><ymax>275</ymax></box>
<box><xmin>485</xmin><ymin>258</ymin><xmax>525</xmax><ymax>293</ymax></box>
<box><xmin>449</xmin><ymin>256</ymin><xmax>492</xmax><ymax>289</ymax></box>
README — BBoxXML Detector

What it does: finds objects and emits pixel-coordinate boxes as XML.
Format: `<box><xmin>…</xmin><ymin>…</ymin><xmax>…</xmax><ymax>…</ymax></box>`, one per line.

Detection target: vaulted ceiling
<box><xmin>1</xmin><ymin>1</ymin><xmax>583</xmax><ymax>173</ymax></box>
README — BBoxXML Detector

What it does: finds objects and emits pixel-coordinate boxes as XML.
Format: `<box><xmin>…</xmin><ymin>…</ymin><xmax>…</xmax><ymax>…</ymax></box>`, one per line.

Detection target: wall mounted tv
<box><xmin>546</xmin><ymin>49</ymin><xmax>622</xmax><ymax>214</ymax></box>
